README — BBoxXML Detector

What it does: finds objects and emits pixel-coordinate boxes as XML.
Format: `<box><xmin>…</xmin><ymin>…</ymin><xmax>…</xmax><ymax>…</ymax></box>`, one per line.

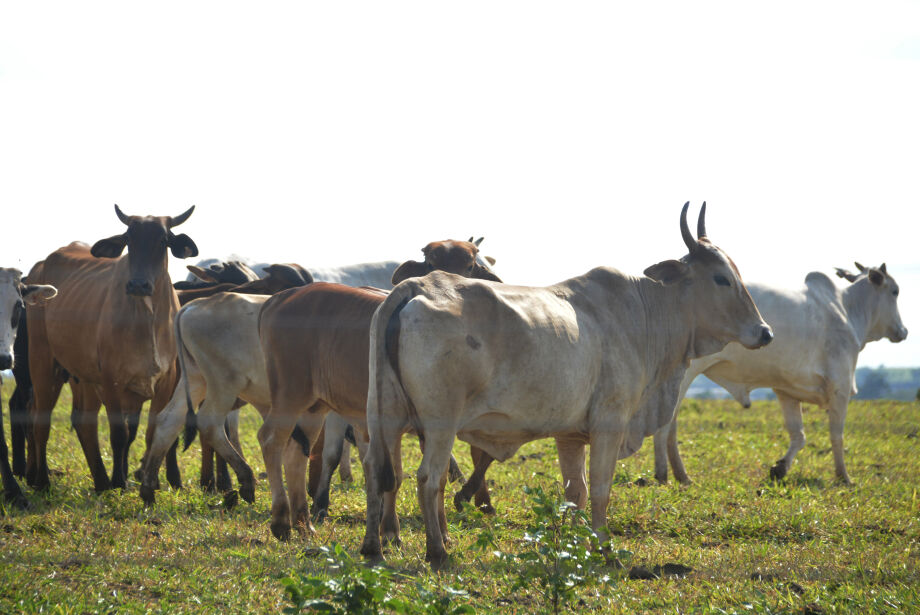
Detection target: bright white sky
<box><xmin>2</xmin><ymin>2</ymin><xmax>918</xmax><ymax>367</ymax></box>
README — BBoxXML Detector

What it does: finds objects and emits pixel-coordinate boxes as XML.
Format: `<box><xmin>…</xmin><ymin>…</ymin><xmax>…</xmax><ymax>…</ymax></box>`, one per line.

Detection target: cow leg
<box><xmin>653</xmin><ymin>422</ymin><xmax>671</xmax><ymax>484</ymax></box>
<box><xmin>588</xmin><ymin>427</ymin><xmax>627</xmax><ymax>549</ymax></box>
<box><xmin>360</xmin><ymin>419</ymin><xmax>403</xmax><ymax>563</ymax></box>
<box><xmin>665</xmin><ymin>416</ymin><xmax>692</xmax><ymax>485</ymax></box>
<box><xmin>200</xmin><ymin>439</ymin><xmax>217</xmax><ymax>491</ymax></box>
<box><xmin>140</xmin><ymin>373</ymin><xmax>205</xmax><ymax>503</ymax></box>
<box><xmin>306</xmin><ymin>424</ymin><xmax>325</xmax><ymax>500</ymax></box>
<box><xmin>828</xmin><ymin>396</ymin><xmax>852</xmax><ymax>484</ymax></box>
<box><xmin>25</xmin><ymin>360</ymin><xmax>65</xmax><ymax>490</ymax></box>
<box><xmin>149</xmin><ymin>371</ymin><xmax>182</xmax><ymax>490</ymax></box>
<box><xmin>69</xmin><ymin>383</ymin><xmax>110</xmax><ymax>492</ymax></box>
<box><xmin>769</xmin><ymin>392</ymin><xmax>805</xmax><ymax>481</ymax></box>
<box><xmin>0</xmin><ymin>403</ymin><xmax>27</xmax><ymax>508</ymax></box>
<box><xmin>283</xmin><ymin>436</ymin><xmax>314</xmax><ymax>535</ymax></box>
<box><xmin>311</xmin><ymin>416</ymin><xmax>349</xmax><ymax>523</ymax></box>
<box><xmin>416</xmin><ymin>430</ymin><xmax>454</xmax><ymax>569</ymax></box>
<box><xmin>259</xmin><ymin>396</ymin><xmax>318</xmax><ymax>541</ymax></box>
<box><xmin>380</xmin><ymin>433</ymin><xmax>402</xmax><ymax>546</ymax></box>
<box><xmin>216</xmin><ymin>409</ymin><xmax>242</xmax><ymax>492</ymax></box>
<box><xmin>197</xmin><ymin>396</ymin><xmax>254</xmax><ymax>504</ymax></box>
<box><xmin>102</xmin><ymin>403</ymin><xmax>131</xmax><ymax>489</ymax></box>
<box><xmin>9</xmin><ymin>383</ymin><xmax>30</xmax><ymax>477</ymax></box>
<box><xmin>453</xmin><ymin>446</ymin><xmax>495</xmax><ymax>513</ymax></box>
<box><xmin>339</xmin><ymin>440</ymin><xmax>353</xmax><ymax>483</ymax></box>
<box><xmin>555</xmin><ymin>436</ymin><xmax>588</xmax><ymax>508</ymax></box>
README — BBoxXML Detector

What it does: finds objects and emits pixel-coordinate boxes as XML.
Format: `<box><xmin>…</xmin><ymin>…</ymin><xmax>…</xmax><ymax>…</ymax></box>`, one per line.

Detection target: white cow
<box><xmin>138</xmin><ymin>291</ymin><xmax>326</xmax><ymax>529</ymax></box>
<box><xmin>360</xmin><ymin>203</ymin><xmax>774</xmax><ymax>568</ymax></box>
<box><xmin>653</xmin><ymin>262</ymin><xmax>907</xmax><ymax>485</ymax></box>
<box><xmin>0</xmin><ymin>268</ymin><xmax>57</xmax><ymax>507</ymax></box>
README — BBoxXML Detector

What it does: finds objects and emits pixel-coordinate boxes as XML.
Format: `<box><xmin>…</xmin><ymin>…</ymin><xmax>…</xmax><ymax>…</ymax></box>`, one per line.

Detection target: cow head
<box><xmin>644</xmin><ymin>202</ymin><xmax>773</xmax><ymax>357</ymax></box>
<box><xmin>175</xmin><ymin>260</ymin><xmax>260</xmax><ymax>290</ymax></box>
<box><xmin>0</xmin><ymin>268</ymin><xmax>57</xmax><ymax>370</ymax></box>
<box><xmin>391</xmin><ymin>239</ymin><xmax>503</xmax><ymax>285</ymax></box>
<box><xmin>835</xmin><ymin>262</ymin><xmax>908</xmax><ymax>343</ymax></box>
<box><xmin>91</xmin><ymin>204</ymin><xmax>198</xmax><ymax>296</ymax></box>
<box><xmin>236</xmin><ymin>263</ymin><xmax>313</xmax><ymax>294</ymax></box>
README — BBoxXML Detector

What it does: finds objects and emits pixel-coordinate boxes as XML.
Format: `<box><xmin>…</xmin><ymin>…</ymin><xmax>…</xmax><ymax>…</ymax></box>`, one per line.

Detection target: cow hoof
<box><xmin>223</xmin><ymin>490</ymin><xmax>239</xmax><ymax>510</ymax></box>
<box><xmin>139</xmin><ymin>484</ymin><xmax>156</xmax><ymax>506</ymax></box>
<box><xmin>477</xmin><ymin>503</ymin><xmax>496</xmax><ymax>515</ymax></box>
<box><xmin>381</xmin><ymin>533</ymin><xmax>402</xmax><ymax>548</ymax></box>
<box><xmin>311</xmin><ymin>507</ymin><xmax>328</xmax><ymax>524</ymax></box>
<box><xmin>2</xmin><ymin>491</ymin><xmax>30</xmax><ymax>510</ymax></box>
<box><xmin>425</xmin><ymin>549</ymin><xmax>449</xmax><ymax>571</ymax></box>
<box><xmin>360</xmin><ymin>539</ymin><xmax>384</xmax><ymax>564</ymax></box>
<box><xmin>133</xmin><ymin>467</ymin><xmax>145</xmax><ymax>482</ymax></box>
<box><xmin>239</xmin><ymin>484</ymin><xmax>255</xmax><ymax>504</ymax></box>
<box><xmin>769</xmin><ymin>461</ymin><xmax>788</xmax><ymax>481</ymax></box>
<box><xmin>295</xmin><ymin>519</ymin><xmax>317</xmax><ymax>536</ymax></box>
<box><xmin>200</xmin><ymin>479</ymin><xmax>217</xmax><ymax>493</ymax></box>
<box><xmin>216</xmin><ymin>476</ymin><xmax>232</xmax><ymax>493</ymax></box>
<box><xmin>271</xmin><ymin>520</ymin><xmax>292</xmax><ymax>542</ymax></box>
<box><xmin>453</xmin><ymin>492</ymin><xmax>467</xmax><ymax>512</ymax></box>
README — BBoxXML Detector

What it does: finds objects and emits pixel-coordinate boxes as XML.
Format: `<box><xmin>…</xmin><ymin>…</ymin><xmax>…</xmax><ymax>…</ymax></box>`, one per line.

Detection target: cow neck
<box><xmin>635</xmin><ymin>276</ymin><xmax>695</xmax><ymax>382</ymax></box>
<box><xmin>841</xmin><ymin>278</ymin><xmax>880</xmax><ymax>349</ymax></box>
<box><xmin>111</xmin><ymin>257</ymin><xmax>175</xmax><ymax>346</ymax></box>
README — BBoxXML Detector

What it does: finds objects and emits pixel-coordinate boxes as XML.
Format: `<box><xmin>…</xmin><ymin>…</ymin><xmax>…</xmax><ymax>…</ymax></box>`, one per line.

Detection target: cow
<box><xmin>174</xmin><ymin>260</ymin><xmax>260</xmax><ymax>290</ymax></box>
<box><xmin>0</xmin><ymin>269</ymin><xmax>57</xmax><ymax>507</ymax></box>
<box><xmin>24</xmin><ymin>205</ymin><xmax>197</xmax><ymax>491</ymax></box>
<box><xmin>652</xmin><ymin>262</ymin><xmax>907</xmax><ymax>486</ymax></box>
<box><xmin>257</xmin><ymin>239</ymin><xmax>503</xmax><ymax>540</ymax></box>
<box><xmin>359</xmin><ymin>203</ymin><xmax>774</xmax><ymax>569</ymax></box>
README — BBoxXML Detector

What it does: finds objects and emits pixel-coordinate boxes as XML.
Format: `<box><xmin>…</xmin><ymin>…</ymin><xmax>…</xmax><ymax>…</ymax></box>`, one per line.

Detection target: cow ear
<box><xmin>835</xmin><ymin>268</ymin><xmax>859</xmax><ymax>283</ymax></box>
<box><xmin>21</xmin><ymin>284</ymin><xmax>57</xmax><ymax>305</ymax></box>
<box><xmin>90</xmin><ymin>234</ymin><xmax>128</xmax><ymax>258</ymax></box>
<box><xmin>868</xmin><ymin>267</ymin><xmax>885</xmax><ymax>286</ymax></box>
<box><xmin>264</xmin><ymin>264</ymin><xmax>310</xmax><ymax>287</ymax></box>
<box><xmin>168</xmin><ymin>233</ymin><xmax>199</xmax><ymax>259</ymax></box>
<box><xmin>392</xmin><ymin>260</ymin><xmax>431</xmax><ymax>285</ymax></box>
<box><xmin>472</xmin><ymin>263</ymin><xmax>503</xmax><ymax>282</ymax></box>
<box><xmin>644</xmin><ymin>259</ymin><xmax>689</xmax><ymax>285</ymax></box>
<box><xmin>485</xmin><ymin>256</ymin><xmax>496</xmax><ymax>266</ymax></box>
<box><xmin>186</xmin><ymin>265</ymin><xmax>219</xmax><ymax>283</ymax></box>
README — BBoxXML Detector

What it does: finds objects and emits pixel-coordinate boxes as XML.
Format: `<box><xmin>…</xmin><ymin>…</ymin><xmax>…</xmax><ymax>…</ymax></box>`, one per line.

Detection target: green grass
<box><xmin>2</xmin><ymin>384</ymin><xmax>919</xmax><ymax>613</ymax></box>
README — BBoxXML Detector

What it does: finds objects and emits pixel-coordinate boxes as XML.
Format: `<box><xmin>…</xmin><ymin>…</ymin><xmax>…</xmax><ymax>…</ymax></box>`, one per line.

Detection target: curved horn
<box><xmin>680</xmin><ymin>201</ymin><xmax>696</xmax><ymax>252</ymax></box>
<box><xmin>854</xmin><ymin>262</ymin><xmax>867</xmax><ymax>272</ymax></box>
<box><xmin>168</xmin><ymin>205</ymin><xmax>196</xmax><ymax>228</ymax></box>
<box><xmin>114</xmin><ymin>204</ymin><xmax>132</xmax><ymax>226</ymax></box>
<box><xmin>697</xmin><ymin>201</ymin><xmax>708</xmax><ymax>239</ymax></box>
<box><xmin>880</xmin><ymin>262</ymin><xmax>887</xmax><ymax>274</ymax></box>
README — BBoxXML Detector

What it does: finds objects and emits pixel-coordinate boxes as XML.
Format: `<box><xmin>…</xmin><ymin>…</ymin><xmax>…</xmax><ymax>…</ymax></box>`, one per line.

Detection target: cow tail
<box><xmin>368</xmin><ymin>283</ymin><xmax>417</xmax><ymax>494</ymax></box>
<box><xmin>176</xmin><ymin>307</ymin><xmax>197</xmax><ymax>451</ymax></box>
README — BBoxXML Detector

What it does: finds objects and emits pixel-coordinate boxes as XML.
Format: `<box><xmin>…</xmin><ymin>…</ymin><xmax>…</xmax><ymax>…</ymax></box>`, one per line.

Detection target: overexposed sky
<box><xmin>2</xmin><ymin>2</ymin><xmax>918</xmax><ymax>366</ymax></box>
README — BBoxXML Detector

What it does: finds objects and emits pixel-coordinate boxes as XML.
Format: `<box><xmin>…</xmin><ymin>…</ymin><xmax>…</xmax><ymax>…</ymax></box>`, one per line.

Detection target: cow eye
<box><xmin>714</xmin><ymin>274</ymin><xmax>731</xmax><ymax>287</ymax></box>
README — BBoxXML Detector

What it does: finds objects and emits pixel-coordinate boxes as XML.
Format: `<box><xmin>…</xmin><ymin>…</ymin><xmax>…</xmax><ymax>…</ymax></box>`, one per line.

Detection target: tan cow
<box><xmin>360</xmin><ymin>203</ymin><xmax>773</xmax><ymax>568</ymax></box>
<box><xmin>257</xmin><ymin>239</ymin><xmax>502</xmax><ymax>540</ymax></box>
<box><xmin>0</xmin><ymin>269</ymin><xmax>56</xmax><ymax>507</ymax></box>
<box><xmin>25</xmin><ymin>205</ymin><xmax>197</xmax><ymax>491</ymax></box>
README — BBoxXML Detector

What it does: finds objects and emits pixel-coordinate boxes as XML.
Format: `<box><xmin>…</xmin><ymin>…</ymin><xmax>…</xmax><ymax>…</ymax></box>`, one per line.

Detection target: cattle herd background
<box><xmin>0</xmin><ymin>202</ymin><xmax>912</xmax><ymax>610</ymax></box>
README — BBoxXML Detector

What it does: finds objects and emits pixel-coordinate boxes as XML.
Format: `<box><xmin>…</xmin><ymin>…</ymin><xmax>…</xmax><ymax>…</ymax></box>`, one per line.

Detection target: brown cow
<box><xmin>258</xmin><ymin>239</ymin><xmax>502</xmax><ymax>540</ymax></box>
<box><xmin>25</xmin><ymin>205</ymin><xmax>197</xmax><ymax>491</ymax></box>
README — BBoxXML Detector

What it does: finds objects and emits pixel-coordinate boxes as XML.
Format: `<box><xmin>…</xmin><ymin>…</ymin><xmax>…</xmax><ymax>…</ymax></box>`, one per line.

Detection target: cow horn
<box><xmin>854</xmin><ymin>262</ymin><xmax>866</xmax><ymax>272</ymax></box>
<box><xmin>880</xmin><ymin>262</ymin><xmax>887</xmax><ymax>274</ymax></box>
<box><xmin>114</xmin><ymin>204</ymin><xmax>132</xmax><ymax>226</ymax></box>
<box><xmin>697</xmin><ymin>201</ymin><xmax>708</xmax><ymax>239</ymax></box>
<box><xmin>168</xmin><ymin>205</ymin><xmax>196</xmax><ymax>228</ymax></box>
<box><xmin>680</xmin><ymin>201</ymin><xmax>697</xmax><ymax>252</ymax></box>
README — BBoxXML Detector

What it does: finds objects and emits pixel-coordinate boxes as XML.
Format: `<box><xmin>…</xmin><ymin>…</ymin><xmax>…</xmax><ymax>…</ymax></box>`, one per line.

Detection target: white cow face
<box><xmin>0</xmin><ymin>268</ymin><xmax>57</xmax><ymax>369</ymax></box>
<box><xmin>838</xmin><ymin>262</ymin><xmax>908</xmax><ymax>344</ymax></box>
<box><xmin>645</xmin><ymin>203</ymin><xmax>773</xmax><ymax>358</ymax></box>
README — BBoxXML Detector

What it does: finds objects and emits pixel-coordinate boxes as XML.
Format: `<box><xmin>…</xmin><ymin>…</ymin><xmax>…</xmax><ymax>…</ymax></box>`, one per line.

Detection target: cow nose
<box><xmin>0</xmin><ymin>353</ymin><xmax>13</xmax><ymax>370</ymax></box>
<box><xmin>758</xmin><ymin>325</ymin><xmax>774</xmax><ymax>347</ymax></box>
<box><xmin>898</xmin><ymin>326</ymin><xmax>908</xmax><ymax>341</ymax></box>
<box><xmin>126</xmin><ymin>279</ymin><xmax>154</xmax><ymax>296</ymax></box>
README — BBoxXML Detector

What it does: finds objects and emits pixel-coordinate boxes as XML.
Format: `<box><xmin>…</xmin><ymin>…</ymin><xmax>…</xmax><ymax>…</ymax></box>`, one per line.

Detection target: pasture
<box><xmin>1</xmin><ymin>384</ymin><xmax>918</xmax><ymax>614</ymax></box>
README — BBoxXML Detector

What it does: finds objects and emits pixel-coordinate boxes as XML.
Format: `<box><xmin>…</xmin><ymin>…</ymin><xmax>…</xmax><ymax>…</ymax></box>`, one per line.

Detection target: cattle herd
<box><xmin>0</xmin><ymin>202</ymin><xmax>908</xmax><ymax>569</ymax></box>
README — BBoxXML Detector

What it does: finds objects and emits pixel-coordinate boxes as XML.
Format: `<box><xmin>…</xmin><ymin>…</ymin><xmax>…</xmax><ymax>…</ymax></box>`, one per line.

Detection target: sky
<box><xmin>2</xmin><ymin>2</ymin><xmax>919</xmax><ymax>367</ymax></box>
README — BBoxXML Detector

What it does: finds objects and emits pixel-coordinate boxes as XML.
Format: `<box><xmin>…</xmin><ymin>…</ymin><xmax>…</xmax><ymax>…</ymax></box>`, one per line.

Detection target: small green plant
<box><xmin>479</xmin><ymin>485</ymin><xmax>613</xmax><ymax>614</ymax></box>
<box><xmin>281</xmin><ymin>543</ymin><xmax>409</xmax><ymax>614</ymax></box>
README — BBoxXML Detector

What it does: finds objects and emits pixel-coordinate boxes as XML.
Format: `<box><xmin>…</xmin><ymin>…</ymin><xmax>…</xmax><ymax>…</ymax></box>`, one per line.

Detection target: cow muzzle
<box><xmin>741</xmin><ymin>324</ymin><xmax>773</xmax><ymax>350</ymax></box>
<box><xmin>890</xmin><ymin>325</ymin><xmax>908</xmax><ymax>343</ymax></box>
<box><xmin>126</xmin><ymin>279</ymin><xmax>154</xmax><ymax>296</ymax></box>
<box><xmin>0</xmin><ymin>353</ymin><xmax>12</xmax><ymax>370</ymax></box>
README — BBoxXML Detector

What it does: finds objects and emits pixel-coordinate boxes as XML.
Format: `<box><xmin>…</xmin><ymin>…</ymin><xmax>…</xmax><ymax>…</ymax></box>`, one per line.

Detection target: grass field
<box><xmin>1</xmin><ymin>384</ymin><xmax>918</xmax><ymax>614</ymax></box>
